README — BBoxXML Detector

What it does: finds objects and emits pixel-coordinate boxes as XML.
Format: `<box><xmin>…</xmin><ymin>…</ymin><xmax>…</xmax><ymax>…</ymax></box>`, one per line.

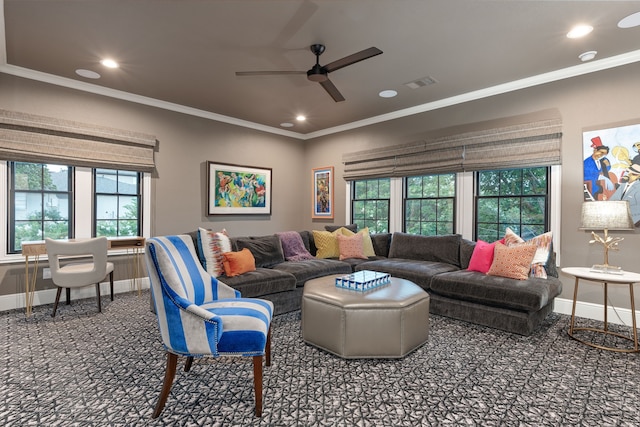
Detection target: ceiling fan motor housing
<box><xmin>307</xmin><ymin>64</ymin><xmax>328</xmax><ymax>82</ymax></box>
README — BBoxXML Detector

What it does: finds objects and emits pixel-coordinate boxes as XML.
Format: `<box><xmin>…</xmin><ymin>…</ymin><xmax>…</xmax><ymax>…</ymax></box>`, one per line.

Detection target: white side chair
<box><xmin>45</xmin><ymin>237</ymin><xmax>115</xmax><ymax>317</ymax></box>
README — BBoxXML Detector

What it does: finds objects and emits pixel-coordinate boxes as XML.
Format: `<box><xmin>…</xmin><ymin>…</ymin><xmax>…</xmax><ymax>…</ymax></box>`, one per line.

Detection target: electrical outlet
<box><xmin>43</xmin><ymin>268</ymin><xmax>51</xmax><ymax>279</ymax></box>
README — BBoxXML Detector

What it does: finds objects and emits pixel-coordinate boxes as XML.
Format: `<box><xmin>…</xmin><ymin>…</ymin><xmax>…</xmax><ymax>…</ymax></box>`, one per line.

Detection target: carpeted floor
<box><xmin>1</xmin><ymin>290</ymin><xmax>639</xmax><ymax>426</ymax></box>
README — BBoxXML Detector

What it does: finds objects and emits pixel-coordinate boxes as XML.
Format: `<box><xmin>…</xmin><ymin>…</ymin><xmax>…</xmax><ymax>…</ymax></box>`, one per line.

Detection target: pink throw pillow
<box><xmin>467</xmin><ymin>240</ymin><xmax>496</xmax><ymax>273</ymax></box>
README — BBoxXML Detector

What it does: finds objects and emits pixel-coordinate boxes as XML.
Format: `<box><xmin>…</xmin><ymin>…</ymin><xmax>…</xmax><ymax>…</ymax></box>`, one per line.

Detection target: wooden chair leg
<box><xmin>265</xmin><ymin>327</ymin><xmax>272</xmax><ymax>367</ymax></box>
<box><xmin>51</xmin><ymin>287</ymin><xmax>63</xmax><ymax>317</ymax></box>
<box><xmin>184</xmin><ymin>356</ymin><xmax>194</xmax><ymax>372</ymax></box>
<box><xmin>65</xmin><ymin>288</ymin><xmax>71</xmax><ymax>305</ymax></box>
<box><xmin>95</xmin><ymin>283</ymin><xmax>102</xmax><ymax>312</ymax></box>
<box><xmin>252</xmin><ymin>355</ymin><xmax>263</xmax><ymax>417</ymax></box>
<box><xmin>109</xmin><ymin>271</ymin><xmax>114</xmax><ymax>301</ymax></box>
<box><xmin>152</xmin><ymin>352</ymin><xmax>178</xmax><ymax>418</ymax></box>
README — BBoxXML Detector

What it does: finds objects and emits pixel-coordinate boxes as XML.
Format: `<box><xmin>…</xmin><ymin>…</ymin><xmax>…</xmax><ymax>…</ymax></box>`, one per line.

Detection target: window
<box><xmin>94</xmin><ymin>169</ymin><xmax>141</xmax><ymax>237</ymax></box>
<box><xmin>405</xmin><ymin>173</ymin><xmax>455</xmax><ymax>235</ymax></box>
<box><xmin>8</xmin><ymin>162</ymin><xmax>73</xmax><ymax>253</ymax></box>
<box><xmin>475</xmin><ymin>167</ymin><xmax>549</xmax><ymax>242</ymax></box>
<box><xmin>351</xmin><ymin>178</ymin><xmax>390</xmax><ymax>233</ymax></box>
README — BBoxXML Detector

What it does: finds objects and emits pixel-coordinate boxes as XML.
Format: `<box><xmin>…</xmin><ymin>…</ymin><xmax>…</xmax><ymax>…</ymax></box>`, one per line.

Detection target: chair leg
<box><xmin>153</xmin><ymin>352</ymin><xmax>178</xmax><ymax>419</ymax></box>
<box><xmin>184</xmin><ymin>356</ymin><xmax>194</xmax><ymax>372</ymax></box>
<box><xmin>51</xmin><ymin>287</ymin><xmax>63</xmax><ymax>317</ymax></box>
<box><xmin>66</xmin><ymin>288</ymin><xmax>71</xmax><ymax>305</ymax></box>
<box><xmin>95</xmin><ymin>283</ymin><xmax>102</xmax><ymax>313</ymax></box>
<box><xmin>109</xmin><ymin>271</ymin><xmax>114</xmax><ymax>301</ymax></box>
<box><xmin>252</xmin><ymin>355</ymin><xmax>263</xmax><ymax>417</ymax></box>
<box><xmin>265</xmin><ymin>327</ymin><xmax>272</xmax><ymax>367</ymax></box>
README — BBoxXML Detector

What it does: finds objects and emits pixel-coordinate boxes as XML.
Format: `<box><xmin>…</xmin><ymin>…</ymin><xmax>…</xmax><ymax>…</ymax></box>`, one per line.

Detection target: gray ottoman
<box><xmin>302</xmin><ymin>275</ymin><xmax>430</xmax><ymax>359</ymax></box>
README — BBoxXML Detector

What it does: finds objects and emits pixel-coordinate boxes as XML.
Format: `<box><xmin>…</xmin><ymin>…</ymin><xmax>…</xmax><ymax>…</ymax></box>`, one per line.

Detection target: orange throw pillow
<box><xmin>222</xmin><ymin>248</ymin><xmax>256</xmax><ymax>277</ymax></box>
<box><xmin>487</xmin><ymin>242</ymin><xmax>537</xmax><ymax>280</ymax></box>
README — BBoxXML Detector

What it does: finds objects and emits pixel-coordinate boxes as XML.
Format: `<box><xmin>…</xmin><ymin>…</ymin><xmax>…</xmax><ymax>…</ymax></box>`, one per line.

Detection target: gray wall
<box><xmin>2</xmin><ymin>60</ymin><xmax>640</xmax><ymax>309</ymax></box>
<box><xmin>302</xmin><ymin>61</ymin><xmax>640</xmax><ymax>307</ymax></box>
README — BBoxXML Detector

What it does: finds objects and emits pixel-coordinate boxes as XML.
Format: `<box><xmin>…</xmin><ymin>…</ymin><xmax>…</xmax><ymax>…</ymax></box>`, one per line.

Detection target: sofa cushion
<box><xmin>235</xmin><ymin>235</ymin><xmax>285</xmax><ymax>268</ymax></box>
<box><xmin>459</xmin><ymin>238</ymin><xmax>476</xmax><ymax>270</ymax></box>
<box><xmin>325</xmin><ymin>224</ymin><xmax>358</xmax><ymax>233</ymax></box>
<box><xmin>197</xmin><ymin>227</ymin><xmax>232</xmax><ymax>277</ymax></box>
<box><xmin>388</xmin><ymin>232</ymin><xmax>462</xmax><ymax>267</ymax></box>
<box><xmin>429</xmin><ymin>270</ymin><xmax>562</xmax><ymax>312</ymax></box>
<box><xmin>222</xmin><ymin>248</ymin><xmax>256</xmax><ymax>277</ymax></box>
<box><xmin>272</xmin><ymin>258</ymin><xmax>352</xmax><ymax>287</ymax></box>
<box><xmin>275</xmin><ymin>231</ymin><xmax>314</xmax><ymax>261</ymax></box>
<box><xmin>370</xmin><ymin>233</ymin><xmax>392</xmax><ymax>258</ymax></box>
<box><xmin>355</xmin><ymin>258</ymin><xmax>459</xmax><ymax>290</ymax></box>
<box><xmin>218</xmin><ymin>268</ymin><xmax>296</xmax><ymax>297</ymax></box>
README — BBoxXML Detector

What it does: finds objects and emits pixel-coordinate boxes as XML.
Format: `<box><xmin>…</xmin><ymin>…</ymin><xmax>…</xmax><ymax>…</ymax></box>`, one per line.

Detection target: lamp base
<box><xmin>590</xmin><ymin>264</ymin><xmax>624</xmax><ymax>275</ymax></box>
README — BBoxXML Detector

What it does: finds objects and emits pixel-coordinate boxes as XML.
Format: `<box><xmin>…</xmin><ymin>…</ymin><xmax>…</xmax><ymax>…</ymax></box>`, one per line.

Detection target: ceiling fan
<box><xmin>235</xmin><ymin>44</ymin><xmax>383</xmax><ymax>102</ymax></box>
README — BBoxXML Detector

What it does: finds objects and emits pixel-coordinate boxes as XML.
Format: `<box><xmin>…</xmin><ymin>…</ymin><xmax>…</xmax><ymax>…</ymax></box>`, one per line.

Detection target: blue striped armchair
<box><xmin>145</xmin><ymin>235</ymin><xmax>273</xmax><ymax>418</ymax></box>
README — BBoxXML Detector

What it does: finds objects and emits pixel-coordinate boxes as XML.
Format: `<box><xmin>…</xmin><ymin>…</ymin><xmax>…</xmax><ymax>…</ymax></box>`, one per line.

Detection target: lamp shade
<box><xmin>580</xmin><ymin>201</ymin><xmax>634</xmax><ymax>230</ymax></box>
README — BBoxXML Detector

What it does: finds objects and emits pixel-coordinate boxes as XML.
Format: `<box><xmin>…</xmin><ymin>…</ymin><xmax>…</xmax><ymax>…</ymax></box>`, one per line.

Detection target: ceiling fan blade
<box><xmin>320</xmin><ymin>78</ymin><xmax>345</xmax><ymax>102</ymax></box>
<box><xmin>324</xmin><ymin>47</ymin><xmax>383</xmax><ymax>73</ymax></box>
<box><xmin>235</xmin><ymin>70</ymin><xmax>306</xmax><ymax>77</ymax></box>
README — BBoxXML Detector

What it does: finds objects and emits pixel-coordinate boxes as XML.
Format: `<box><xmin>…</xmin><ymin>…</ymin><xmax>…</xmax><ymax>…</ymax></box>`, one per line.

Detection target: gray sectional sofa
<box><xmin>185</xmin><ymin>229</ymin><xmax>561</xmax><ymax>335</ymax></box>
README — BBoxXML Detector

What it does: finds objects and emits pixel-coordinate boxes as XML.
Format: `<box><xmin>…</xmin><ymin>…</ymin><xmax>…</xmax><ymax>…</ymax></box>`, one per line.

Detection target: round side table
<box><xmin>562</xmin><ymin>267</ymin><xmax>640</xmax><ymax>353</ymax></box>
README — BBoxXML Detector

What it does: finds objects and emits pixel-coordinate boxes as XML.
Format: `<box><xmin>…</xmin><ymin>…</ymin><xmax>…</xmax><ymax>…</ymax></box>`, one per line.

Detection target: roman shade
<box><xmin>0</xmin><ymin>109</ymin><xmax>157</xmax><ymax>172</ymax></box>
<box><xmin>343</xmin><ymin>118</ymin><xmax>562</xmax><ymax>180</ymax></box>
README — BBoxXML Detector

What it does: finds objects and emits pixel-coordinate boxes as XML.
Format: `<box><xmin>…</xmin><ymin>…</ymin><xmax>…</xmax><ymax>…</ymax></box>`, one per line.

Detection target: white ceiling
<box><xmin>2</xmin><ymin>0</ymin><xmax>640</xmax><ymax>139</ymax></box>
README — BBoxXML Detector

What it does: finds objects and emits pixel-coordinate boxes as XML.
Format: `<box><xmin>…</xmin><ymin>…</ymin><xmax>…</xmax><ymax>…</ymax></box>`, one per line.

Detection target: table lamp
<box><xmin>580</xmin><ymin>201</ymin><xmax>634</xmax><ymax>274</ymax></box>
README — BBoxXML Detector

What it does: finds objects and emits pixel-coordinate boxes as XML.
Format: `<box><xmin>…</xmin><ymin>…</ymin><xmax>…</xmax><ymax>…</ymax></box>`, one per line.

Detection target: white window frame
<box><xmin>0</xmin><ymin>161</ymin><xmax>151</xmax><ymax>263</ymax></box>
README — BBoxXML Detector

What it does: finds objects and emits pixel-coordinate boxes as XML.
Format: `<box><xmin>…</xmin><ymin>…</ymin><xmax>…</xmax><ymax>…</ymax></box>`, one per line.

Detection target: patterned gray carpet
<box><xmin>1</xmin><ymin>289</ymin><xmax>639</xmax><ymax>426</ymax></box>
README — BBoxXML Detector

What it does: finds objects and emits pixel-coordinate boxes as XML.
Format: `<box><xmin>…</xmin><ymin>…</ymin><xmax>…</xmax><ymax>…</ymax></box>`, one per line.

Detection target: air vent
<box><xmin>404</xmin><ymin>76</ymin><xmax>438</xmax><ymax>89</ymax></box>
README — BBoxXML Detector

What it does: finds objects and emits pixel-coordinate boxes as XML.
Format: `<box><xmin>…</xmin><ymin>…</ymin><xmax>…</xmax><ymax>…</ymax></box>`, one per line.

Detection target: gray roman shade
<box><xmin>0</xmin><ymin>109</ymin><xmax>157</xmax><ymax>172</ymax></box>
<box><xmin>343</xmin><ymin>118</ymin><xmax>562</xmax><ymax>180</ymax></box>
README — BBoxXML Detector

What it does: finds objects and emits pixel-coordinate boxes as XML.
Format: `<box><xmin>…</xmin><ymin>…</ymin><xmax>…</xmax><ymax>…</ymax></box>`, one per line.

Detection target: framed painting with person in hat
<box><xmin>583</xmin><ymin>122</ymin><xmax>640</xmax><ymax>227</ymax></box>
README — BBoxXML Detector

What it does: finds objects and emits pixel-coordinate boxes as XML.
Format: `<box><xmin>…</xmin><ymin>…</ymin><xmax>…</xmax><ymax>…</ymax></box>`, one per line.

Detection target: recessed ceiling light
<box><xmin>578</xmin><ymin>51</ymin><xmax>597</xmax><ymax>62</ymax></box>
<box><xmin>75</xmin><ymin>69</ymin><xmax>101</xmax><ymax>79</ymax></box>
<box><xmin>567</xmin><ymin>24</ymin><xmax>593</xmax><ymax>38</ymax></box>
<box><xmin>100</xmin><ymin>58</ymin><xmax>119</xmax><ymax>68</ymax></box>
<box><xmin>296</xmin><ymin>115</ymin><xmax>306</xmax><ymax>121</ymax></box>
<box><xmin>280</xmin><ymin>122</ymin><xmax>294</xmax><ymax>128</ymax></box>
<box><xmin>618</xmin><ymin>11</ymin><xmax>640</xmax><ymax>28</ymax></box>
<box><xmin>379</xmin><ymin>90</ymin><xmax>398</xmax><ymax>98</ymax></box>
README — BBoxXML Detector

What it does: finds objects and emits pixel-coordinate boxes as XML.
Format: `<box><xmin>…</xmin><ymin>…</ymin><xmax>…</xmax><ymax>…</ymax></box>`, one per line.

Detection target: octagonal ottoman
<box><xmin>302</xmin><ymin>274</ymin><xmax>430</xmax><ymax>358</ymax></box>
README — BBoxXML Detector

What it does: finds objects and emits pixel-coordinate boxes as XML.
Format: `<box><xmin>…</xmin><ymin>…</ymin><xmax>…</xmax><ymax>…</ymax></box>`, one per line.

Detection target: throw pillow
<box><xmin>338</xmin><ymin>226</ymin><xmax>376</xmax><ymax>257</ymax></box>
<box><xmin>487</xmin><ymin>242</ymin><xmax>537</xmax><ymax>280</ymax></box>
<box><xmin>197</xmin><ymin>227</ymin><xmax>231</xmax><ymax>277</ymax></box>
<box><xmin>467</xmin><ymin>240</ymin><xmax>496</xmax><ymax>274</ymax></box>
<box><xmin>503</xmin><ymin>227</ymin><xmax>552</xmax><ymax>279</ymax></box>
<box><xmin>336</xmin><ymin>233</ymin><xmax>368</xmax><ymax>260</ymax></box>
<box><xmin>275</xmin><ymin>231</ymin><xmax>315</xmax><ymax>261</ymax></box>
<box><xmin>222</xmin><ymin>248</ymin><xmax>256</xmax><ymax>277</ymax></box>
<box><xmin>312</xmin><ymin>229</ymin><xmax>341</xmax><ymax>258</ymax></box>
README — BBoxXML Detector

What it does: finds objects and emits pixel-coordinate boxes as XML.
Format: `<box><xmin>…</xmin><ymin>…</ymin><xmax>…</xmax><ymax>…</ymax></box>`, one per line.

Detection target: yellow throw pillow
<box><xmin>312</xmin><ymin>229</ymin><xmax>341</xmax><ymax>258</ymax></box>
<box><xmin>338</xmin><ymin>226</ymin><xmax>375</xmax><ymax>257</ymax></box>
<box><xmin>222</xmin><ymin>248</ymin><xmax>256</xmax><ymax>277</ymax></box>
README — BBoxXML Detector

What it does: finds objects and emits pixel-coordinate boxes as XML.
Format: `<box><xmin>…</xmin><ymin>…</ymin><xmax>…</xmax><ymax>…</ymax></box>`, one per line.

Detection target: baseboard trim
<box><xmin>554</xmin><ymin>297</ymin><xmax>639</xmax><ymax>327</ymax></box>
<box><xmin>0</xmin><ymin>278</ymin><xmax>150</xmax><ymax>313</ymax></box>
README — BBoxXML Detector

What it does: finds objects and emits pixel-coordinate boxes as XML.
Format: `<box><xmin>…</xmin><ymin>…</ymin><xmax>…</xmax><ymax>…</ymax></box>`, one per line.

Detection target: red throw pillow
<box><xmin>467</xmin><ymin>240</ymin><xmax>497</xmax><ymax>273</ymax></box>
<box><xmin>222</xmin><ymin>248</ymin><xmax>256</xmax><ymax>277</ymax></box>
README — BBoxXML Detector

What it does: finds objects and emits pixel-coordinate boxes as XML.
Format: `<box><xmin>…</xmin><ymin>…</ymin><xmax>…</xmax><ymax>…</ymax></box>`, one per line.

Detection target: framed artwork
<box><xmin>312</xmin><ymin>166</ymin><xmax>334</xmax><ymax>219</ymax></box>
<box><xmin>582</xmin><ymin>122</ymin><xmax>640</xmax><ymax>226</ymax></box>
<box><xmin>207</xmin><ymin>161</ymin><xmax>272</xmax><ymax>215</ymax></box>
